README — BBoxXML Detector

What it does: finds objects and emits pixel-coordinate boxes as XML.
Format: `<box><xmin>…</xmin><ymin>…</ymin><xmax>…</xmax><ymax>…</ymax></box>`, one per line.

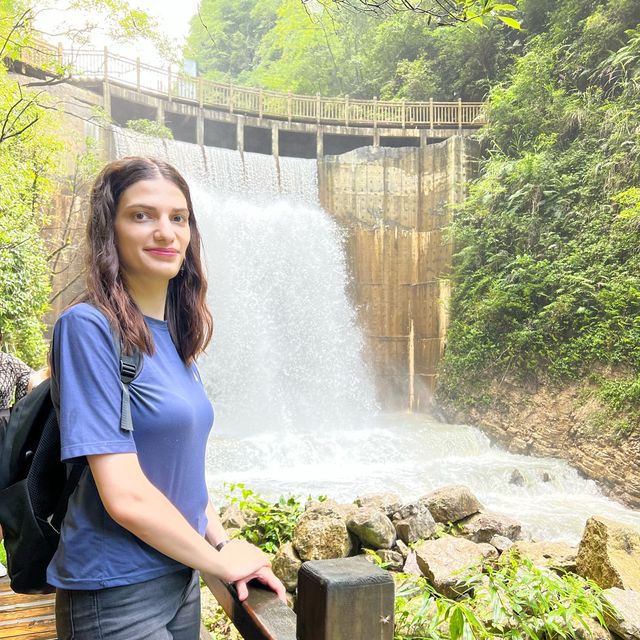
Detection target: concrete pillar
<box><xmin>196</xmin><ymin>109</ymin><xmax>204</xmax><ymax>146</ymax></box>
<box><xmin>271</xmin><ymin>123</ymin><xmax>279</xmax><ymax>159</ymax></box>
<box><xmin>372</xmin><ymin>129</ymin><xmax>380</xmax><ymax>147</ymax></box>
<box><xmin>103</xmin><ymin>82</ymin><xmax>111</xmax><ymax>118</ymax></box>
<box><xmin>157</xmin><ymin>100</ymin><xmax>165</xmax><ymax>125</ymax></box>
<box><xmin>316</xmin><ymin>128</ymin><xmax>323</xmax><ymax>160</ymax></box>
<box><xmin>419</xmin><ymin>130</ymin><xmax>429</xmax><ymax>148</ymax></box>
<box><xmin>237</xmin><ymin>118</ymin><xmax>244</xmax><ymax>153</ymax></box>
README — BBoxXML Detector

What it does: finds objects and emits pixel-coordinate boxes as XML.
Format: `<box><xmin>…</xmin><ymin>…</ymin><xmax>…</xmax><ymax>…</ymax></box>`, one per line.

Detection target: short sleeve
<box><xmin>52</xmin><ymin>304</ymin><xmax>136</xmax><ymax>463</ymax></box>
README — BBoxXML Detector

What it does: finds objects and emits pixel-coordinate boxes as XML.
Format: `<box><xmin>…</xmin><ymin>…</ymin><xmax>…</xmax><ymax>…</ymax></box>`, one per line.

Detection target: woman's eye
<box><xmin>173</xmin><ymin>214</ymin><xmax>188</xmax><ymax>223</ymax></box>
<box><xmin>133</xmin><ymin>211</ymin><xmax>148</xmax><ymax>220</ymax></box>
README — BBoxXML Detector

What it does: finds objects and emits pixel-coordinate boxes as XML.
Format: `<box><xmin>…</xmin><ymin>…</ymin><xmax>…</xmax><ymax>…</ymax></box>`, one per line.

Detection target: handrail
<box><xmin>11</xmin><ymin>39</ymin><xmax>486</xmax><ymax>129</ymax></box>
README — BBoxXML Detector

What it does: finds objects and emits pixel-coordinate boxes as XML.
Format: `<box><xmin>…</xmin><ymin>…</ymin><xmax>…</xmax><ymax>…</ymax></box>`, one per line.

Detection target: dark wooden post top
<box><xmin>296</xmin><ymin>557</ymin><xmax>395</xmax><ymax>640</ymax></box>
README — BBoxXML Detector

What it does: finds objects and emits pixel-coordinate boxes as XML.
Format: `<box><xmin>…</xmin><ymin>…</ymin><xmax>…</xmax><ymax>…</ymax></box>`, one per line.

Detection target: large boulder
<box><xmin>355</xmin><ymin>493</ymin><xmax>403</xmax><ymax>518</ymax></box>
<box><xmin>306</xmin><ymin>499</ymin><xmax>357</xmax><ymax>521</ymax></box>
<box><xmin>414</xmin><ymin>535</ymin><xmax>488</xmax><ymax>597</ymax></box>
<box><xmin>512</xmin><ymin>541</ymin><xmax>577</xmax><ymax>572</ymax></box>
<box><xmin>292</xmin><ymin>509</ymin><xmax>352</xmax><ymax>561</ymax></box>
<box><xmin>395</xmin><ymin>510</ymin><xmax>437</xmax><ymax>545</ymax></box>
<box><xmin>576</xmin><ymin>516</ymin><xmax>640</xmax><ymax>590</ymax></box>
<box><xmin>603</xmin><ymin>587</ymin><xmax>640</xmax><ymax>640</ymax></box>
<box><xmin>418</xmin><ymin>485</ymin><xmax>483</xmax><ymax>524</ymax></box>
<box><xmin>272</xmin><ymin>542</ymin><xmax>302</xmax><ymax>592</ymax></box>
<box><xmin>458</xmin><ymin>511</ymin><xmax>522</xmax><ymax>543</ymax></box>
<box><xmin>347</xmin><ymin>507</ymin><xmax>396</xmax><ymax>549</ymax></box>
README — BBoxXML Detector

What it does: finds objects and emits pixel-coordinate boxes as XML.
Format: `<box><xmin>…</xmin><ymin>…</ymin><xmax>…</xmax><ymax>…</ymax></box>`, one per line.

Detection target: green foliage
<box><xmin>0</xmin><ymin>60</ymin><xmax>61</xmax><ymax>365</ymax></box>
<box><xmin>126</xmin><ymin>118</ymin><xmax>174</xmax><ymax>139</ymax></box>
<box><xmin>438</xmin><ymin>2</ymin><xmax>640</xmax><ymax>418</ymax></box>
<box><xmin>187</xmin><ymin>0</ymin><xmax>522</xmax><ymax>99</ymax></box>
<box><xmin>224</xmin><ymin>483</ymin><xmax>305</xmax><ymax>554</ymax></box>
<box><xmin>395</xmin><ymin>553</ymin><xmax>611</xmax><ymax>639</ymax></box>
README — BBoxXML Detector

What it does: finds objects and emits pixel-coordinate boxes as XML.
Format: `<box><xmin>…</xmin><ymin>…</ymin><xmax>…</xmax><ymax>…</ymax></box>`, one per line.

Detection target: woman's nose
<box><xmin>153</xmin><ymin>215</ymin><xmax>175</xmax><ymax>241</ymax></box>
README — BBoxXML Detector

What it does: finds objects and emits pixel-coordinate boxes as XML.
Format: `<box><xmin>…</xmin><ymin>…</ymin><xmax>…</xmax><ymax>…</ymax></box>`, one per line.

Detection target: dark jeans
<box><xmin>55</xmin><ymin>568</ymin><xmax>201</xmax><ymax>640</ymax></box>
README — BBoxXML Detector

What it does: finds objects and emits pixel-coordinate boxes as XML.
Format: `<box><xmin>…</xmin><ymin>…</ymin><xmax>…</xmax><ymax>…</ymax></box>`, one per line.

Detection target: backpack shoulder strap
<box><xmin>111</xmin><ymin>330</ymin><xmax>142</xmax><ymax>433</ymax></box>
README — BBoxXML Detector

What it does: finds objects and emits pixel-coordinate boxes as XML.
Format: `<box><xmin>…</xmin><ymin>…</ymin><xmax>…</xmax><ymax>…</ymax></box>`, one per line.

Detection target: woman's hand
<box><xmin>215</xmin><ymin>539</ymin><xmax>271</xmax><ymax>583</ymax></box>
<box><xmin>234</xmin><ymin>566</ymin><xmax>287</xmax><ymax>604</ymax></box>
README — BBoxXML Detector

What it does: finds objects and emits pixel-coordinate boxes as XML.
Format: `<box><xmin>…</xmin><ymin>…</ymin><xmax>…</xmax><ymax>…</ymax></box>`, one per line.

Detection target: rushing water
<box><xmin>113</xmin><ymin>127</ymin><xmax>640</xmax><ymax>545</ymax></box>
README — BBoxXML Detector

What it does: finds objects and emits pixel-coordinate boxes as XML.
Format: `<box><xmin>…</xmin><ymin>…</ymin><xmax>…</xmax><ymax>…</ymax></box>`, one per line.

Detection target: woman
<box><xmin>50</xmin><ymin>156</ymin><xmax>284</xmax><ymax>639</ymax></box>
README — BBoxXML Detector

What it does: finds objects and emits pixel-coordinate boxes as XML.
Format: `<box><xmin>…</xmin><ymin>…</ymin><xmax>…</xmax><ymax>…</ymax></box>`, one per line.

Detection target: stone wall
<box><xmin>319</xmin><ymin>137</ymin><xmax>479</xmax><ymax>411</ymax></box>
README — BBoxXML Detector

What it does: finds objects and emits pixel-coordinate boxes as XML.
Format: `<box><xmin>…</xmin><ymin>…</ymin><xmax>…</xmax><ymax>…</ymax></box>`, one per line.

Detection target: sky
<box><xmin>34</xmin><ymin>0</ymin><xmax>202</xmax><ymax>64</ymax></box>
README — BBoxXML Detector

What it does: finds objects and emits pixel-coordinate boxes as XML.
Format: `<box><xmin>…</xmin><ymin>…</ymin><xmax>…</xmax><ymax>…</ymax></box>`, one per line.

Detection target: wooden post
<box><xmin>316</xmin><ymin>92</ymin><xmax>321</xmax><ymax>124</ymax></box>
<box><xmin>198</xmin><ymin>77</ymin><xmax>203</xmax><ymax>108</ymax></box>
<box><xmin>408</xmin><ymin>318</ymin><xmax>415</xmax><ymax>412</ymax></box>
<box><xmin>345</xmin><ymin>95</ymin><xmax>350</xmax><ymax>127</ymax></box>
<box><xmin>287</xmin><ymin>90</ymin><xmax>292</xmax><ymax>123</ymax></box>
<box><xmin>167</xmin><ymin>65</ymin><xmax>172</xmax><ymax>101</ymax></box>
<box><xmin>136</xmin><ymin>57</ymin><xmax>140</xmax><ymax>92</ymax></box>
<box><xmin>297</xmin><ymin>557</ymin><xmax>394</xmax><ymax>640</ymax></box>
<box><xmin>103</xmin><ymin>46</ymin><xmax>108</xmax><ymax>82</ymax></box>
<box><xmin>401</xmin><ymin>98</ymin><xmax>406</xmax><ymax>129</ymax></box>
<box><xmin>429</xmin><ymin>97</ymin><xmax>434</xmax><ymax>131</ymax></box>
<box><xmin>229</xmin><ymin>81</ymin><xmax>234</xmax><ymax>114</ymax></box>
<box><xmin>458</xmin><ymin>97</ymin><xmax>462</xmax><ymax>130</ymax></box>
<box><xmin>259</xmin><ymin>89</ymin><xmax>264</xmax><ymax>119</ymax></box>
<box><xmin>373</xmin><ymin>96</ymin><xmax>378</xmax><ymax>129</ymax></box>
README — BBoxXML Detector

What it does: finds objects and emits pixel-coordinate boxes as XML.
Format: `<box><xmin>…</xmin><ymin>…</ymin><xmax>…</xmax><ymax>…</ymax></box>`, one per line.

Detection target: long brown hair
<box><xmin>81</xmin><ymin>156</ymin><xmax>213</xmax><ymax>364</ymax></box>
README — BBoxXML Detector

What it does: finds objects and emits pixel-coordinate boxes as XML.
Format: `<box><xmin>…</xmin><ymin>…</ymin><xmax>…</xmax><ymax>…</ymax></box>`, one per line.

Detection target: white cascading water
<box><xmin>113</xmin><ymin>127</ymin><xmax>640</xmax><ymax>543</ymax></box>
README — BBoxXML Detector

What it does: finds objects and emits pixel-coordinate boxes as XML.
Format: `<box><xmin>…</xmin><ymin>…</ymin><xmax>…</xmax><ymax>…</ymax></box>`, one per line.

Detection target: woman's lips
<box><xmin>145</xmin><ymin>248</ymin><xmax>179</xmax><ymax>257</ymax></box>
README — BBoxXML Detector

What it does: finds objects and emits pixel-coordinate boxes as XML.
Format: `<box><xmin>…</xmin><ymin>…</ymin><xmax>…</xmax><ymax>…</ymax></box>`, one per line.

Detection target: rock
<box><xmin>603</xmin><ymin>587</ymin><xmax>640</xmax><ymax>640</ymax></box>
<box><xmin>354</xmin><ymin>493</ymin><xmax>403</xmax><ymax>517</ymax></box>
<box><xmin>573</xmin><ymin>617</ymin><xmax>612</xmax><ymax>640</ymax></box>
<box><xmin>305</xmin><ymin>499</ymin><xmax>348</xmax><ymax>519</ymax></box>
<box><xmin>272</xmin><ymin>543</ymin><xmax>302</xmax><ymax>592</ymax></box>
<box><xmin>395</xmin><ymin>539</ymin><xmax>410</xmax><ymax>558</ymax></box>
<box><xmin>219</xmin><ymin>503</ymin><xmax>247</xmax><ymax>530</ymax></box>
<box><xmin>490</xmin><ymin>535</ymin><xmax>513</xmax><ymax>553</ymax></box>
<box><xmin>541</xmin><ymin>472</ymin><xmax>553</xmax><ymax>483</ymax></box>
<box><xmin>576</xmin><ymin>516</ymin><xmax>640</xmax><ymax>590</ymax></box>
<box><xmin>393</xmin><ymin>502</ymin><xmax>426</xmax><ymax>521</ymax></box>
<box><xmin>395</xmin><ymin>510</ymin><xmax>437</xmax><ymax>545</ymax></box>
<box><xmin>292</xmin><ymin>509</ymin><xmax>352</xmax><ymax>561</ymax></box>
<box><xmin>376</xmin><ymin>549</ymin><xmax>404</xmax><ymax>571</ymax></box>
<box><xmin>477</xmin><ymin>543</ymin><xmax>499</xmax><ymax>560</ymax></box>
<box><xmin>459</xmin><ymin>511</ymin><xmax>522</xmax><ymax>543</ymax></box>
<box><xmin>512</xmin><ymin>541</ymin><xmax>577</xmax><ymax>572</ymax></box>
<box><xmin>402</xmin><ymin>550</ymin><xmax>422</xmax><ymax>576</ymax></box>
<box><xmin>346</xmin><ymin>507</ymin><xmax>396</xmax><ymax>549</ymax></box>
<box><xmin>419</xmin><ymin>485</ymin><xmax>483</xmax><ymax>524</ymax></box>
<box><xmin>414</xmin><ymin>535</ymin><xmax>487</xmax><ymax>597</ymax></box>
<box><xmin>509</xmin><ymin>468</ymin><xmax>526</xmax><ymax>486</ymax></box>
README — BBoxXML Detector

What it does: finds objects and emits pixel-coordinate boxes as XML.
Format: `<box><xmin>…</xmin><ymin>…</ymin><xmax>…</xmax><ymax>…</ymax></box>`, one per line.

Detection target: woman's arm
<box><xmin>88</xmin><ymin>452</ymin><xmax>270</xmax><ymax>584</ymax></box>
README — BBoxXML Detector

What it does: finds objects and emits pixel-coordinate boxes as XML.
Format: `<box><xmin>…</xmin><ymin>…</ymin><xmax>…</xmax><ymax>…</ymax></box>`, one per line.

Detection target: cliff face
<box><xmin>441</xmin><ymin>378</ymin><xmax>640</xmax><ymax>510</ymax></box>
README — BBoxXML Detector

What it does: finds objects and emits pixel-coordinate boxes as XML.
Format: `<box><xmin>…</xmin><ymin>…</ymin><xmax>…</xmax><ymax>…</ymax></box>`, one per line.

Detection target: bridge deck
<box><xmin>0</xmin><ymin>577</ymin><xmax>57</xmax><ymax>639</ymax></box>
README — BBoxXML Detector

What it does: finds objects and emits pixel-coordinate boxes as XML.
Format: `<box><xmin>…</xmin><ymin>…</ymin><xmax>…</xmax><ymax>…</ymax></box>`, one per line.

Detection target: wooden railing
<box><xmin>13</xmin><ymin>39</ymin><xmax>486</xmax><ymax>129</ymax></box>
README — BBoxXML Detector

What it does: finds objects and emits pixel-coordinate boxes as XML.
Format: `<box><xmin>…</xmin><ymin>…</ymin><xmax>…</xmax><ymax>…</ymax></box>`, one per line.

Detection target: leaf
<box><xmin>498</xmin><ymin>15</ymin><xmax>522</xmax><ymax>30</ymax></box>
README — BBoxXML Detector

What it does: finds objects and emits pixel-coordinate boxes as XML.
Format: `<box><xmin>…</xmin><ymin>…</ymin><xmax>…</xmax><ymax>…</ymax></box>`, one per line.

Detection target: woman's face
<box><xmin>114</xmin><ymin>177</ymin><xmax>191</xmax><ymax>288</ymax></box>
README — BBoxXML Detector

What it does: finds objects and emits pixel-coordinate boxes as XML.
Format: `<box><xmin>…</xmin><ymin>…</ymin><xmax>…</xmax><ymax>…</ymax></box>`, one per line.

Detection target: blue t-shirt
<box><xmin>47</xmin><ymin>303</ymin><xmax>214</xmax><ymax>590</ymax></box>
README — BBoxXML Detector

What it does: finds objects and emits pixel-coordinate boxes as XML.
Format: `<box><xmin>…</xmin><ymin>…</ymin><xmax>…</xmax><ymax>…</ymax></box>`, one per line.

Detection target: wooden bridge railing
<box><xmin>13</xmin><ymin>39</ymin><xmax>486</xmax><ymax>129</ymax></box>
<box><xmin>203</xmin><ymin>556</ymin><xmax>395</xmax><ymax>640</ymax></box>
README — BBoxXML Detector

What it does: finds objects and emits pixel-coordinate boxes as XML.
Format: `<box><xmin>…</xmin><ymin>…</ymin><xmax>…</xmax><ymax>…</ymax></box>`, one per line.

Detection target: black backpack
<box><xmin>0</xmin><ymin>337</ymin><xmax>141</xmax><ymax>594</ymax></box>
